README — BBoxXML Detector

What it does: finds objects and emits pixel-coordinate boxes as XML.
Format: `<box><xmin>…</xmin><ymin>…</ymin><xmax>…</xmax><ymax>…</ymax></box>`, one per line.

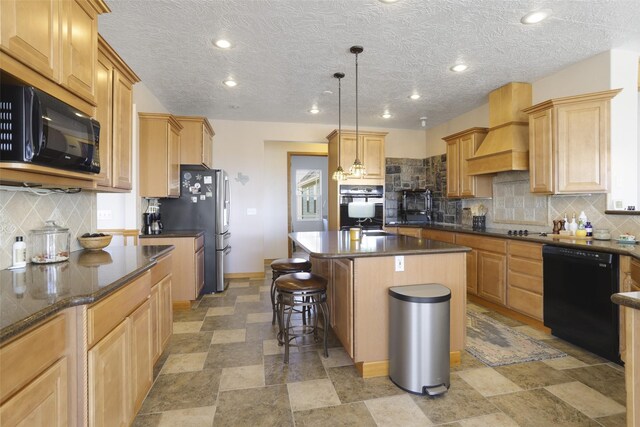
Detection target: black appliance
<box><xmin>339</xmin><ymin>185</ymin><xmax>384</xmax><ymax>230</ymax></box>
<box><xmin>399</xmin><ymin>189</ymin><xmax>432</xmax><ymax>223</ymax></box>
<box><xmin>0</xmin><ymin>84</ymin><xmax>100</xmax><ymax>173</ymax></box>
<box><xmin>160</xmin><ymin>167</ymin><xmax>231</xmax><ymax>293</ymax></box>
<box><xmin>142</xmin><ymin>213</ymin><xmax>154</xmax><ymax>235</ymax></box>
<box><xmin>543</xmin><ymin>245</ymin><xmax>621</xmax><ymax>363</ymax></box>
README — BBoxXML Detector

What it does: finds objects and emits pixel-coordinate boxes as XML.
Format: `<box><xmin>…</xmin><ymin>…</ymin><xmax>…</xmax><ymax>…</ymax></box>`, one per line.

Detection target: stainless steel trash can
<box><xmin>388</xmin><ymin>283</ymin><xmax>451</xmax><ymax>396</ymax></box>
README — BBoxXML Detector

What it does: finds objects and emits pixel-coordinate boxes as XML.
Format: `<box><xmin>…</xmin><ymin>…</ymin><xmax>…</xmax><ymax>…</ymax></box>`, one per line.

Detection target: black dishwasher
<box><xmin>542</xmin><ymin>245</ymin><xmax>621</xmax><ymax>364</ymax></box>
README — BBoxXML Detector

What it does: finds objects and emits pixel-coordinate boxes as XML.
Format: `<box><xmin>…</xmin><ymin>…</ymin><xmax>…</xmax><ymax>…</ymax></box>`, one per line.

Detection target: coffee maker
<box><xmin>142</xmin><ymin>212</ymin><xmax>154</xmax><ymax>235</ymax></box>
<box><xmin>142</xmin><ymin>201</ymin><xmax>162</xmax><ymax>235</ymax></box>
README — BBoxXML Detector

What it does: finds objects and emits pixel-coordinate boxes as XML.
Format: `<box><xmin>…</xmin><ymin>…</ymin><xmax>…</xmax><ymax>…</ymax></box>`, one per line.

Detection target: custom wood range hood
<box><xmin>467</xmin><ymin>82</ymin><xmax>532</xmax><ymax>175</ymax></box>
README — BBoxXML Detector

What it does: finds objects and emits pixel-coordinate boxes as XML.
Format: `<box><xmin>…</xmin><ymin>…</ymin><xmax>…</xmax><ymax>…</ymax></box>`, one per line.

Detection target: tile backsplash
<box><xmin>0</xmin><ymin>189</ymin><xmax>96</xmax><ymax>270</ymax></box>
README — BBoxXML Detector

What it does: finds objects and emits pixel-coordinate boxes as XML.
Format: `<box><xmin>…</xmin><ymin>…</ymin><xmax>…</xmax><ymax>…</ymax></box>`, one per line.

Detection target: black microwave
<box><xmin>0</xmin><ymin>85</ymin><xmax>100</xmax><ymax>173</ymax></box>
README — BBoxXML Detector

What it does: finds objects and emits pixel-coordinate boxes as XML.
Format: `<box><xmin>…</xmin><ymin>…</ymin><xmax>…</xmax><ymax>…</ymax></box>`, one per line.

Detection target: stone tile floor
<box><xmin>134</xmin><ymin>273</ymin><xmax>627</xmax><ymax>427</ymax></box>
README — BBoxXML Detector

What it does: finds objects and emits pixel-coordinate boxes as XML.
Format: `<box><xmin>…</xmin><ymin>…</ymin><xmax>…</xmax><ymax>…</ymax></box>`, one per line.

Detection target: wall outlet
<box><xmin>246</xmin><ymin>208</ymin><xmax>257</xmax><ymax>215</ymax></box>
<box><xmin>97</xmin><ymin>210</ymin><xmax>112</xmax><ymax>220</ymax></box>
<box><xmin>395</xmin><ymin>256</ymin><xmax>404</xmax><ymax>272</ymax></box>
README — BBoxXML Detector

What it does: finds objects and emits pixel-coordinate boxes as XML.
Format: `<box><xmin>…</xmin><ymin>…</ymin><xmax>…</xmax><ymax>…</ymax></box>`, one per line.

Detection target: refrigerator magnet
<box><xmin>191</xmin><ymin>196</ymin><xmax>198</xmax><ymax>203</ymax></box>
<box><xmin>204</xmin><ymin>176</ymin><xmax>213</xmax><ymax>184</ymax></box>
<box><xmin>206</xmin><ymin>192</ymin><xmax>213</xmax><ymax>198</ymax></box>
<box><xmin>200</xmin><ymin>195</ymin><xmax>206</xmax><ymax>200</ymax></box>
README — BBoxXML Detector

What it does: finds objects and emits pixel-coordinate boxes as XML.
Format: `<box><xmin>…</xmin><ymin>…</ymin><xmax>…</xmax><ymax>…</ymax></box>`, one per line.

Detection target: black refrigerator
<box><xmin>160</xmin><ymin>166</ymin><xmax>231</xmax><ymax>293</ymax></box>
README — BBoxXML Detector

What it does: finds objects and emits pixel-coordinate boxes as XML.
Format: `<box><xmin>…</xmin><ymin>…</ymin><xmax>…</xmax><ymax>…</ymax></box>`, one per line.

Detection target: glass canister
<box><xmin>30</xmin><ymin>220</ymin><xmax>70</xmax><ymax>263</ymax></box>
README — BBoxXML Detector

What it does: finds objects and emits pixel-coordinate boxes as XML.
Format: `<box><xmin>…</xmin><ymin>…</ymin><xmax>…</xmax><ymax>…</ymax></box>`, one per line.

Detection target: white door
<box><xmin>290</xmin><ymin>155</ymin><xmax>328</xmax><ymax>233</ymax></box>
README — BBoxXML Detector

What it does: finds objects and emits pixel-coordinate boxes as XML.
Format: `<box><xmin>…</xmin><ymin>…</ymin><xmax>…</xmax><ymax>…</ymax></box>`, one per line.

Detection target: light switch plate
<box><xmin>395</xmin><ymin>256</ymin><xmax>404</xmax><ymax>272</ymax></box>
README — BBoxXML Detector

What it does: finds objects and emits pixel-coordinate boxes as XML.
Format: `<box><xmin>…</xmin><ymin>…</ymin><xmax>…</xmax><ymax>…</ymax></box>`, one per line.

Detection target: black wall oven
<box><xmin>339</xmin><ymin>185</ymin><xmax>384</xmax><ymax>230</ymax></box>
<box><xmin>543</xmin><ymin>245</ymin><xmax>621</xmax><ymax>364</ymax></box>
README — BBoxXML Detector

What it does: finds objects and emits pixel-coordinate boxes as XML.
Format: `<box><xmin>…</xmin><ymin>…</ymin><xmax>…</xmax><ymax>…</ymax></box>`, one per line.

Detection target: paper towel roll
<box><xmin>348</xmin><ymin>202</ymin><xmax>375</xmax><ymax>218</ymax></box>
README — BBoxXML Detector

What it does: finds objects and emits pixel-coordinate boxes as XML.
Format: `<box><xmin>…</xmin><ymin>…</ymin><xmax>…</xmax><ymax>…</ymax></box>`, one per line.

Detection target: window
<box><xmin>296</xmin><ymin>169</ymin><xmax>321</xmax><ymax>220</ymax></box>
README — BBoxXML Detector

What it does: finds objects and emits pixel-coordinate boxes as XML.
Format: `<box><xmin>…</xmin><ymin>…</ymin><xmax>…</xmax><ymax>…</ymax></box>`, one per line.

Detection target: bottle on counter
<box><xmin>578</xmin><ymin>211</ymin><xmax>588</xmax><ymax>230</ymax></box>
<box><xmin>12</xmin><ymin>236</ymin><xmax>27</xmax><ymax>268</ymax></box>
<box><xmin>562</xmin><ymin>213</ymin><xmax>568</xmax><ymax>230</ymax></box>
<box><xmin>568</xmin><ymin>213</ymin><xmax>578</xmax><ymax>235</ymax></box>
<box><xmin>585</xmin><ymin>221</ymin><xmax>593</xmax><ymax>237</ymax></box>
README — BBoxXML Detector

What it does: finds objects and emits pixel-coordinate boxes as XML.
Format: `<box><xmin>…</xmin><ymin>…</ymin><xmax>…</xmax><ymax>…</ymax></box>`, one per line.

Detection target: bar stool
<box><xmin>275</xmin><ymin>272</ymin><xmax>329</xmax><ymax>363</ymax></box>
<box><xmin>270</xmin><ymin>258</ymin><xmax>312</xmax><ymax>325</ymax></box>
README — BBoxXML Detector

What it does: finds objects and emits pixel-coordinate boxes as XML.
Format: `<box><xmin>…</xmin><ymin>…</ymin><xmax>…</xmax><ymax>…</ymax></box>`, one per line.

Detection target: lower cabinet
<box><xmin>620</xmin><ymin>256</ymin><xmax>640</xmax><ymax>360</ymax></box>
<box><xmin>130</xmin><ymin>300</ymin><xmax>152</xmax><ymax>415</ymax></box>
<box><xmin>395</xmin><ymin>227</ymin><xmax>422</xmax><ymax>238</ymax></box>
<box><xmin>332</xmin><ymin>258</ymin><xmax>354</xmax><ymax>358</ymax></box>
<box><xmin>311</xmin><ymin>256</ymin><xmax>334</xmax><ymax>326</ymax></box>
<box><xmin>477</xmin><ymin>250</ymin><xmax>507</xmax><ymax>305</ymax></box>
<box><xmin>507</xmin><ymin>241</ymin><xmax>543</xmax><ymax>320</ymax></box>
<box><xmin>465</xmin><ymin>249</ymin><xmax>478</xmax><ymax>295</ymax></box>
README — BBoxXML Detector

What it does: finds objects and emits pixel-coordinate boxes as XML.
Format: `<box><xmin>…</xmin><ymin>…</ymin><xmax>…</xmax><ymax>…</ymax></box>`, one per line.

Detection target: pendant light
<box><xmin>349</xmin><ymin>46</ymin><xmax>366</xmax><ymax>178</ymax></box>
<box><xmin>332</xmin><ymin>72</ymin><xmax>347</xmax><ymax>181</ymax></box>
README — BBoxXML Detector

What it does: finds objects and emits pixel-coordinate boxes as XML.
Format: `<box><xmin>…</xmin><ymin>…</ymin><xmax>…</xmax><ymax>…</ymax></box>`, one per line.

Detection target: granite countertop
<box><xmin>0</xmin><ymin>245</ymin><xmax>174</xmax><ymax>343</ymax></box>
<box><xmin>289</xmin><ymin>231</ymin><xmax>470</xmax><ymax>259</ymax></box>
<box><xmin>386</xmin><ymin>222</ymin><xmax>640</xmax><ymax>260</ymax></box>
<box><xmin>139</xmin><ymin>230</ymin><xmax>205</xmax><ymax>238</ymax></box>
<box><xmin>612</xmin><ymin>292</ymin><xmax>640</xmax><ymax>310</ymax></box>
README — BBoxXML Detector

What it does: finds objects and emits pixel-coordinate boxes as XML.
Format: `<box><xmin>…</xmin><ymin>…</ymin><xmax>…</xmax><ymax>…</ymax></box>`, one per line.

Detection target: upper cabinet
<box><xmin>0</xmin><ymin>0</ymin><xmax>110</xmax><ymax>116</ymax></box>
<box><xmin>523</xmin><ymin>89</ymin><xmax>621</xmax><ymax>194</ymax></box>
<box><xmin>327</xmin><ymin>130</ymin><xmax>387</xmax><ymax>182</ymax></box>
<box><xmin>444</xmin><ymin>128</ymin><xmax>492</xmax><ymax>198</ymax></box>
<box><xmin>96</xmin><ymin>35</ymin><xmax>140</xmax><ymax>192</ymax></box>
<box><xmin>139</xmin><ymin>113</ymin><xmax>183</xmax><ymax>198</ymax></box>
<box><xmin>175</xmin><ymin>116</ymin><xmax>214</xmax><ymax>169</ymax></box>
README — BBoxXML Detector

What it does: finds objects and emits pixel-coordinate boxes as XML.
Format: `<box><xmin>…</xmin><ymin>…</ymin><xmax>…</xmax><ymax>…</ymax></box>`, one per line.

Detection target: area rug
<box><xmin>466</xmin><ymin>311</ymin><xmax>566</xmax><ymax>367</ymax></box>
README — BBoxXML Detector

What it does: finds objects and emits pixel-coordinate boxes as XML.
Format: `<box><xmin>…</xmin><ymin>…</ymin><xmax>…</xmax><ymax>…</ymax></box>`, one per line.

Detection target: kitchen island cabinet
<box><xmin>293</xmin><ymin>231</ymin><xmax>469</xmax><ymax>378</ymax></box>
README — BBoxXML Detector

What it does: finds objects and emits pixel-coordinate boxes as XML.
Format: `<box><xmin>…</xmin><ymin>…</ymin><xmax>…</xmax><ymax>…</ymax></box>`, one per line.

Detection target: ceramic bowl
<box><xmin>77</xmin><ymin>234</ymin><xmax>112</xmax><ymax>251</ymax></box>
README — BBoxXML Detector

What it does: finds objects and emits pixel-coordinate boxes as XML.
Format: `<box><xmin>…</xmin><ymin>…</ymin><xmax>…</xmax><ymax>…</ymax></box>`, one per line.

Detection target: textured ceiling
<box><xmin>99</xmin><ymin>0</ymin><xmax>640</xmax><ymax>130</ymax></box>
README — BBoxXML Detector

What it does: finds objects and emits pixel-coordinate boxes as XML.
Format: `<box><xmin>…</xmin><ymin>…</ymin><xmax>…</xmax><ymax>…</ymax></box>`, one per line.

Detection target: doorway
<box><xmin>288</xmin><ymin>153</ymin><xmax>328</xmax><ymax>240</ymax></box>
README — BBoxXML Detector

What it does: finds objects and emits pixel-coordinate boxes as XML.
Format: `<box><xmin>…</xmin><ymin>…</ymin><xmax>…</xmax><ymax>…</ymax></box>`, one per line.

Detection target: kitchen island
<box><xmin>289</xmin><ymin>230</ymin><xmax>470</xmax><ymax>378</ymax></box>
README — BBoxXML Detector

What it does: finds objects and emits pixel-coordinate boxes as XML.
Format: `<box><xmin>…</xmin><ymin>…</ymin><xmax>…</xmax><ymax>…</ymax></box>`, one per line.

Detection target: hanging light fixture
<box><xmin>349</xmin><ymin>46</ymin><xmax>366</xmax><ymax>178</ymax></box>
<box><xmin>332</xmin><ymin>72</ymin><xmax>348</xmax><ymax>181</ymax></box>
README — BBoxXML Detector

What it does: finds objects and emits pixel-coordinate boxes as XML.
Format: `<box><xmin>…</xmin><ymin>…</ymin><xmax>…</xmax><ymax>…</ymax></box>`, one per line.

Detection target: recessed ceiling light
<box><xmin>420</xmin><ymin>116</ymin><xmax>428</xmax><ymax>127</ymax></box>
<box><xmin>409</xmin><ymin>94</ymin><xmax>421</xmax><ymax>100</ymax></box>
<box><xmin>381</xmin><ymin>111</ymin><xmax>392</xmax><ymax>119</ymax></box>
<box><xmin>309</xmin><ymin>107</ymin><xmax>320</xmax><ymax>114</ymax></box>
<box><xmin>379</xmin><ymin>0</ymin><xmax>400</xmax><ymax>3</ymax></box>
<box><xmin>450</xmin><ymin>64</ymin><xmax>468</xmax><ymax>73</ymax></box>
<box><xmin>229</xmin><ymin>105</ymin><xmax>240</xmax><ymax>110</ymax></box>
<box><xmin>520</xmin><ymin>9</ymin><xmax>551</xmax><ymax>24</ymax></box>
<box><xmin>214</xmin><ymin>39</ymin><xmax>232</xmax><ymax>49</ymax></box>
<box><xmin>223</xmin><ymin>79</ymin><xmax>237</xmax><ymax>87</ymax></box>
<box><xmin>323</xmin><ymin>90</ymin><xmax>333</xmax><ymax>95</ymax></box>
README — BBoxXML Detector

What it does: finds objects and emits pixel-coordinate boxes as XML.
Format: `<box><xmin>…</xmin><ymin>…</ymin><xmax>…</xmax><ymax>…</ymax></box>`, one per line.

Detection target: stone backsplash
<box><xmin>385</xmin><ymin>155</ymin><xmax>461</xmax><ymax>224</ymax></box>
<box><xmin>0</xmin><ymin>189</ymin><xmax>96</xmax><ymax>270</ymax></box>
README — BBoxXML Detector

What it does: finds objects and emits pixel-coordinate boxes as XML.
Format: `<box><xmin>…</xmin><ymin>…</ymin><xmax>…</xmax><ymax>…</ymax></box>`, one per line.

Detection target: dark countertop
<box><xmin>139</xmin><ymin>230</ymin><xmax>205</xmax><ymax>238</ymax></box>
<box><xmin>386</xmin><ymin>222</ymin><xmax>640</xmax><ymax>260</ymax></box>
<box><xmin>612</xmin><ymin>292</ymin><xmax>640</xmax><ymax>310</ymax></box>
<box><xmin>289</xmin><ymin>231</ymin><xmax>470</xmax><ymax>259</ymax></box>
<box><xmin>0</xmin><ymin>245</ymin><xmax>174</xmax><ymax>344</ymax></box>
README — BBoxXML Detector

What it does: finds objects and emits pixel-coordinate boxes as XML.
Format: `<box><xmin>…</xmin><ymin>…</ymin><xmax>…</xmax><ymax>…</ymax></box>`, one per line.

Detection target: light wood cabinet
<box><xmin>333</xmin><ymin>258</ymin><xmax>354</xmax><ymax>358</ymax></box>
<box><xmin>311</xmin><ymin>256</ymin><xmax>334</xmax><ymax>326</ymax></box>
<box><xmin>456</xmin><ymin>233</ymin><xmax>507</xmax><ymax>304</ymax></box>
<box><xmin>139</xmin><ymin>113</ymin><xmax>183</xmax><ymax>198</ymax></box>
<box><xmin>620</xmin><ymin>256</ymin><xmax>640</xmax><ymax>360</ymax></box>
<box><xmin>129</xmin><ymin>300</ymin><xmax>152</xmax><ymax>415</ymax></box>
<box><xmin>95</xmin><ymin>36</ymin><xmax>139</xmax><ymax>191</ymax></box>
<box><xmin>158</xmin><ymin>275</ymin><xmax>173</xmax><ymax>351</ymax></box>
<box><xmin>507</xmin><ymin>241</ymin><xmax>543</xmax><ymax>320</ymax></box>
<box><xmin>0</xmin><ymin>314</ymin><xmax>72</xmax><ymax>427</ymax></box>
<box><xmin>0</xmin><ymin>0</ymin><xmax>109</xmax><ymax>115</ymax></box>
<box><xmin>421</xmin><ymin>229</ymin><xmax>456</xmax><ymax>243</ymax></box>
<box><xmin>176</xmin><ymin>116</ymin><xmax>214</xmax><ymax>169</ymax></box>
<box><xmin>444</xmin><ymin>128</ymin><xmax>492</xmax><ymax>198</ymax></box>
<box><xmin>465</xmin><ymin>249</ymin><xmax>478</xmax><ymax>295</ymax></box>
<box><xmin>140</xmin><ymin>236</ymin><xmax>204</xmax><ymax>305</ymax></box>
<box><xmin>148</xmin><ymin>256</ymin><xmax>173</xmax><ymax>363</ymax></box>
<box><xmin>395</xmin><ymin>227</ymin><xmax>422</xmax><ymax>238</ymax></box>
<box><xmin>523</xmin><ymin>89</ymin><xmax>620</xmax><ymax>194</ymax></box>
<box><xmin>327</xmin><ymin>130</ymin><xmax>387</xmax><ymax>230</ymax></box>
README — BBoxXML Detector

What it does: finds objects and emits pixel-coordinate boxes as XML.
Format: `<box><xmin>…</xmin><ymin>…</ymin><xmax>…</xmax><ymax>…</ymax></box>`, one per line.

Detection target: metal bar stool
<box><xmin>275</xmin><ymin>272</ymin><xmax>330</xmax><ymax>363</ymax></box>
<box><xmin>270</xmin><ymin>258</ymin><xmax>312</xmax><ymax>325</ymax></box>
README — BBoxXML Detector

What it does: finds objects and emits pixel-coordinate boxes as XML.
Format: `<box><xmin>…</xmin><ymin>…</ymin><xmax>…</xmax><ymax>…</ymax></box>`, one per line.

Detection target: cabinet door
<box><xmin>195</xmin><ymin>247</ymin><xmax>205</xmax><ymax>296</ymax></box>
<box><xmin>149</xmin><ymin>284</ymin><xmax>161</xmax><ymax>363</ymax></box>
<box><xmin>168</xmin><ymin>124</ymin><xmax>181</xmax><ymax>197</ymax></box>
<box><xmin>459</xmin><ymin>134</ymin><xmax>476</xmax><ymax>197</ymax></box>
<box><xmin>333</xmin><ymin>258</ymin><xmax>353</xmax><ymax>358</ymax></box>
<box><xmin>95</xmin><ymin>49</ymin><xmax>113</xmax><ymax>187</ymax></box>
<box><xmin>88</xmin><ymin>320</ymin><xmax>130</xmax><ymax>427</ymax></box>
<box><xmin>446</xmin><ymin>139</ymin><xmax>460</xmax><ymax>197</ymax></box>
<box><xmin>112</xmin><ymin>69</ymin><xmax>133</xmax><ymax>190</ymax></box>
<box><xmin>60</xmin><ymin>0</ymin><xmax>97</xmax><ymax>103</ymax></box>
<box><xmin>466</xmin><ymin>249</ymin><xmax>478</xmax><ymax>295</ymax></box>
<box><xmin>0</xmin><ymin>0</ymin><xmax>60</xmax><ymax>81</ymax></box>
<box><xmin>339</xmin><ymin>135</ymin><xmax>358</xmax><ymax>172</ymax></box>
<box><xmin>396</xmin><ymin>227</ymin><xmax>422</xmax><ymax>238</ymax></box>
<box><xmin>0</xmin><ymin>358</ymin><xmax>68</xmax><ymax>427</ymax></box>
<box><xmin>159</xmin><ymin>275</ymin><xmax>173</xmax><ymax>351</ymax></box>
<box><xmin>311</xmin><ymin>257</ymin><xmax>334</xmax><ymax>326</ymax></box>
<box><xmin>203</xmin><ymin>124</ymin><xmax>214</xmax><ymax>169</ymax></box>
<box><xmin>422</xmin><ymin>229</ymin><xmax>455</xmax><ymax>243</ymax></box>
<box><xmin>129</xmin><ymin>300</ymin><xmax>152</xmax><ymax>416</ymax></box>
<box><xmin>556</xmin><ymin>100</ymin><xmax>609</xmax><ymax>193</ymax></box>
<box><xmin>361</xmin><ymin>135</ymin><xmax>384</xmax><ymax>178</ymax></box>
<box><xmin>477</xmin><ymin>250</ymin><xmax>506</xmax><ymax>305</ymax></box>
<box><xmin>529</xmin><ymin>108</ymin><xmax>554</xmax><ymax>193</ymax></box>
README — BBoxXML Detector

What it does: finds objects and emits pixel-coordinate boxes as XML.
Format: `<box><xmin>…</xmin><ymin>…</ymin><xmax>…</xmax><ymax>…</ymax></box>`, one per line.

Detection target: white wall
<box><xmin>211</xmin><ymin>120</ymin><xmax>424</xmax><ymax>273</ymax></box>
<box><xmin>96</xmin><ymin>82</ymin><xmax>170</xmax><ymax>231</ymax></box>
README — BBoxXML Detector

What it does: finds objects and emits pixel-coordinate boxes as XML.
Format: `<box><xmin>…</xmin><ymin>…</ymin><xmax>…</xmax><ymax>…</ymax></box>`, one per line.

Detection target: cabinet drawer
<box><xmin>508</xmin><ymin>270</ymin><xmax>543</xmax><ymax>294</ymax></box>
<box><xmin>88</xmin><ymin>271</ymin><xmax>150</xmax><ymax>347</ymax></box>
<box><xmin>456</xmin><ymin>234</ymin><xmax>506</xmax><ymax>254</ymax></box>
<box><xmin>422</xmin><ymin>229</ymin><xmax>455</xmax><ymax>243</ymax></box>
<box><xmin>508</xmin><ymin>287</ymin><xmax>543</xmax><ymax>320</ymax></box>
<box><xmin>508</xmin><ymin>257</ymin><xmax>542</xmax><ymax>277</ymax></box>
<box><xmin>508</xmin><ymin>241</ymin><xmax>542</xmax><ymax>260</ymax></box>
<box><xmin>150</xmin><ymin>253</ymin><xmax>172</xmax><ymax>284</ymax></box>
<box><xmin>195</xmin><ymin>235</ymin><xmax>204</xmax><ymax>251</ymax></box>
<box><xmin>0</xmin><ymin>315</ymin><xmax>66</xmax><ymax>403</ymax></box>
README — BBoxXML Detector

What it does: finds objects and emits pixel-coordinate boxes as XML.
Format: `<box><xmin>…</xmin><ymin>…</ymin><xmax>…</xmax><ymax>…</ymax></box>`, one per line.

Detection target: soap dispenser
<box><xmin>568</xmin><ymin>213</ymin><xmax>578</xmax><ymax>235</ymax></box>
